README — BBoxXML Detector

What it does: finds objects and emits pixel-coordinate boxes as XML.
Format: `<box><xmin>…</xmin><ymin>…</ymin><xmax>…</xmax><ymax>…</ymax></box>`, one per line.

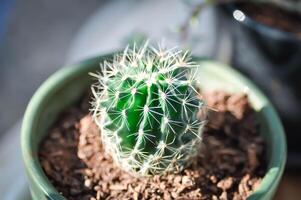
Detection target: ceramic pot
<box><xmin>21</xmin><ymin>54</ymin><xmax>286</xmax><ymax>200</ymax></box>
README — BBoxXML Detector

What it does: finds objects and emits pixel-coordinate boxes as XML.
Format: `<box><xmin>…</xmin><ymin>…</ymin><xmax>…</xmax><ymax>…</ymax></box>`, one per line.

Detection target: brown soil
<box><xmin>39</xmin><ymin>91</ymin><xmax>266</xmax><ymax>200</ymax></box>
<box><xmin>237</xmin><ymin>3</ymin><xmax>301</xmax><ymax>38</ymax></box>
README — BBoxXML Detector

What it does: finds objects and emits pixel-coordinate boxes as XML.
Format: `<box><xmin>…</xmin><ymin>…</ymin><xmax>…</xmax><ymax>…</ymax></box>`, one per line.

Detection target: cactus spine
<box><xmin>91</xmin><ymin>43</ymin><xmax>206</xmax><ymax>176</ymax></box>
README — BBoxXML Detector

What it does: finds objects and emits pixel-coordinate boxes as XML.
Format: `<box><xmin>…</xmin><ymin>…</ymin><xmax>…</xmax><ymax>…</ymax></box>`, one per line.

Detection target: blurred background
<box><xmin>0</xmin><ymin>0</ymin><xmax>300</xmax><ymax>199</ymax></box>
<box><xmin>0</xmin><ymin>0</ymin><xmax>104</xmax><ymax>135</ymax></box>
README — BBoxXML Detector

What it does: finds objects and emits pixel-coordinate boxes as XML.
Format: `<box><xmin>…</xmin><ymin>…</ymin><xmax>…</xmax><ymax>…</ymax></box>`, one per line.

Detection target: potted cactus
<box><xmin>22</xmin><ymin>43</ymin><xmax>286</xmax><ymax>199</ymax></box>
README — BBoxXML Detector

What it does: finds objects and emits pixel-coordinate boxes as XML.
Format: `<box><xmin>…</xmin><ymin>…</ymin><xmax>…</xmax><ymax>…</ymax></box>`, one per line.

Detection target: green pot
<box><xmin>21</xmin><ymin>54</ymin><xmax>286</xmax><ymax>200</ymax></box>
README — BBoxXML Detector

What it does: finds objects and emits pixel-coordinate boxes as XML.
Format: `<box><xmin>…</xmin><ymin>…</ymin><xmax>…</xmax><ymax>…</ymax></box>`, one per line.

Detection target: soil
<box><xmin>39</xmin><ymin>91</ymin><xmax>266</xmax><ymax>200</ymax></box>
<box><xmin>237</xmin><ymin>3</ymin><xmax>301</xmax><ymax>38</ymax></box>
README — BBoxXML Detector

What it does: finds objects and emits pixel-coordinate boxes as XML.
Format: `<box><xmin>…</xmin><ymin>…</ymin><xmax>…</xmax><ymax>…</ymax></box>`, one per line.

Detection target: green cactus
<box><xmin>91</xmin><ymin>43</ymin><xmax>206</xmax><ymax>176</ymax></box>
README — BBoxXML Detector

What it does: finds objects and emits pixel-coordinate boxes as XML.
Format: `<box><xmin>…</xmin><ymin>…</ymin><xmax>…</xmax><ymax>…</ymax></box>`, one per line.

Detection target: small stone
<box><xmin>210</xmin><ymin>175</ymin><xmax>217</xmax><ymax>184</ymax></box>
<box><xmin>217</xmin><ymin>177</ymin><xmax>233</xmax><ymax>191</ymax></box>
<box><xmin>219</xmin><ymin>191</ymin><xmax>228</xmax><ymax>200</ymax></box>
<box><xmin>159</xmin><ymin>182</ymin><xmax>166</xmax><ymax>190</ymax></box>
<box><xmin>171</xmin><ymin>191</ymin><xmax>179</xmax><ymax>198</ymax></box>
<box><xmin>174</xmin><ymin>176</ymin><xmax>182</xmax><ymax>185</ymax></box>
<box><xmin>182</xmin><ymin>176</ymin><xmax>193</xmax><ymax>186</ymax></box>
<box><xmin>133</xmin><ymin>192</ymin><xmax>139</xmax><ymax>200</ymax></box>
<box><xmin>84</xmin><ymin>179</ymin><xmax>92</xmax><ymax>188</ymax></box>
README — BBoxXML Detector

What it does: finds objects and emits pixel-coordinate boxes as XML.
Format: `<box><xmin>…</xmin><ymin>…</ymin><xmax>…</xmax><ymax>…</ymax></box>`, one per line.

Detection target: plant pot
<box><xmin>216</xmin><ymin>3</ymin><xmax>301</xmax><ymax>167</ymax></box>
<box><xmin>21</xmin><ymin>54</ymin><xmax>286</xmax><ymax>200</ymax></box>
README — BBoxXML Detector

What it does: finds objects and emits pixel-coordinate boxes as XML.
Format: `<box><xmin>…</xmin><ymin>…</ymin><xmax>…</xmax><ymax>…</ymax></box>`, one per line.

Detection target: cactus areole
<box><xmin>91</xmin><ymin>43</ymin><xmax>207</xmax><ymax>176</ymax></box>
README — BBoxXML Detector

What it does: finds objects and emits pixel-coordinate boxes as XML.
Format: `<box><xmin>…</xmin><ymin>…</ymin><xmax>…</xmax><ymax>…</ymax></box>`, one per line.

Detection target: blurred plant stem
<box><xmin>180</xmin><ymin>0</ymin><xmax>301</xmax><ymax>42</ymax></box>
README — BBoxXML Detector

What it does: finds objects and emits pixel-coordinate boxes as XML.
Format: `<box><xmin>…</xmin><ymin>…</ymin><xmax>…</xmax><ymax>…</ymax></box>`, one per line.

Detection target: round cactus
<box><xmin>91</xmin><ymin>43</ymin><xmax>207</xmax><ymax>176</ymax></box>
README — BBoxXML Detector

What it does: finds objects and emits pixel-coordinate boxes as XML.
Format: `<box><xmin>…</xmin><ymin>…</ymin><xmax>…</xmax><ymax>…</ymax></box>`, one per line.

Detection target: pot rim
<box><xmin>222</xmin><ymin>3</ymin><xmax>301</xmax><ymax>42</ymax></box>
<box><xmin>21</xmin><ymin>55</ymin><xmax>287</xmax><ymax>200</ymax></box>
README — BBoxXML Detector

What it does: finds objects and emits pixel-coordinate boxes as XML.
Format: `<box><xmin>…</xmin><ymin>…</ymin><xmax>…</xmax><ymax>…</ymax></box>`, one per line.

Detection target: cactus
<box><xmin>91</xmin><ymin>43</ymin><xmax>206</xmax><ymax>176</ymax></box>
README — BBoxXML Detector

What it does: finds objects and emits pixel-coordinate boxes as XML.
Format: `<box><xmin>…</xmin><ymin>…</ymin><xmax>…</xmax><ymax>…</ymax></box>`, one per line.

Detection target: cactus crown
<box><xmin>91</xmin><ymin>42</ymin><xmax>206</xmax><ymax>176</ymax></box>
